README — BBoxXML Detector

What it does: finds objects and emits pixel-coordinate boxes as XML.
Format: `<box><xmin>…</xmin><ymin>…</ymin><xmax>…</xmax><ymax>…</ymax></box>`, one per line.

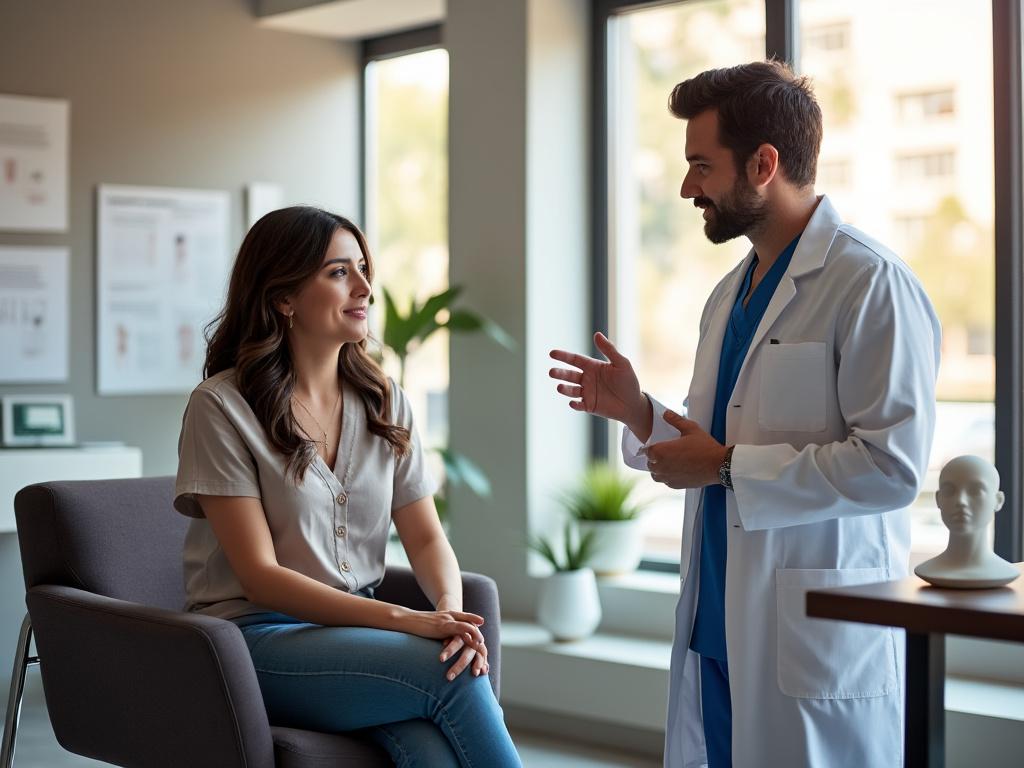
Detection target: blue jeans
<box><xmin>232</xmin><ymin>611</ymin><xmax>521</xmax><ymax>768</ymax></box>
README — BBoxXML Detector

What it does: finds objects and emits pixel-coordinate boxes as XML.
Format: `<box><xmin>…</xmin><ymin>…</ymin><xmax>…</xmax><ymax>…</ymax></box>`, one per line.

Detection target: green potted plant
<box><xmin>530</xmin><ymin>523</ymin><xmax>601</xmax><ymax>641</ymax></box>
<box><xmin>378</xmin><ymin>285</ymin><xmax>514</xmax><ymax>521</ymax></box>
<box><xmin>561</xmin><ymin>462</ymin><xmax>651</xmax><ymax>575</ymax></box>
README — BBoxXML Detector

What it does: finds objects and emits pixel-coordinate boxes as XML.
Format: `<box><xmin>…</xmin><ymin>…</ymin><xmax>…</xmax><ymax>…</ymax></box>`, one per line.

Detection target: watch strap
<box><xmin>719</xmin><ymin>445</ymin><xmax>735</xmax><ymax>490</ymax></box>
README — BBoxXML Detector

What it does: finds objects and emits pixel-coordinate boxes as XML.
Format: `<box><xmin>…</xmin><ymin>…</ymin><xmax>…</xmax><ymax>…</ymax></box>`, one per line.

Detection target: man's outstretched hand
<box><xmin>549</xmin><ymin>332</ymin><xmax>652</xmax><ymax>438</ymax></box>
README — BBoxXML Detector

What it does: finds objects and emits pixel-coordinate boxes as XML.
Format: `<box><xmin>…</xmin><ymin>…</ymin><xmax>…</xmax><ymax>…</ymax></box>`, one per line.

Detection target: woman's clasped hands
<box><xmin>397</xmin><ymin>601</ymin><xmax>490</xmax><ymax>682</ymax></box>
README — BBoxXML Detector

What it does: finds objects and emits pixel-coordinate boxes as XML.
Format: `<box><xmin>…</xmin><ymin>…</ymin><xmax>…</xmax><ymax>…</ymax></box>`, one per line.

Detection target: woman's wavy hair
<box><xmin>204</xmin><ymin>206</ymin><xmax>410</xmax><ymax>480</ymax></box>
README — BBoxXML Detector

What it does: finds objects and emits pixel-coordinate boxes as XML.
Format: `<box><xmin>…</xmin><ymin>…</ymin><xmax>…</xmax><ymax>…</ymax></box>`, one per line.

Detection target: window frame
<box><xmin>359</xmin><ymin>24</ymin><xmax>445</xmax><ymax>229</ymax></box>
<box><xmin>992</xmin><ymin>0</ymin><xmax>1022</xmax><ymax>562</ymax></box>
<box><xmin>358</xmin><ymin>23</ymin><xmax>450</xmax><ymax>446</ymax></box>
<box><xmin>592</xmin><ymin>0</ymin><xmax>1023</xmax><ymax>568</ymax></box>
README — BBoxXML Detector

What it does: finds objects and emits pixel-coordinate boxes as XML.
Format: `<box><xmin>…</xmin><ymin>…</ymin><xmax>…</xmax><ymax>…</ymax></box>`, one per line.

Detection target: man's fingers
<box><xmin>663</xmin><ymin>409</ymin><xmax>693</xmax><ymax>431</ymax></box>
<box><xmin>549</xmin><ymin>367</ymin><xmax>582</xmax><ymax>384</ymax></box>
<box><xmin>452</xmin><ymin>611</ymin><xmax>485</xmax><ymax>625</ymax></box>
<box><xmin>558</xmin><ymin>384</ymin><xmax>583</xmax><ymax>398</ymax></box>
<box><xmin>550</xmin><ymin>349</ymin><xmax>597</xmax><ymax>370</ymax></box>
<box><xmin>594</xmin><ymin>332</ymin><xmax>628</xmax><ymax>365</ymax></box>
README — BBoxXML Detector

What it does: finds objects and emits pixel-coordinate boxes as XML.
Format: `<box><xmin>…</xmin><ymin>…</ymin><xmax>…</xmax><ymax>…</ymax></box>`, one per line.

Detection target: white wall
<box><xmin>446</xmin><ymin>0</ymin><xmax>590</xmax><ymax>615</ymax></box>
<box><xmin>0</xmin><ymin>0</ymin><xmax>360</xmax><ymax>684</ymax></box>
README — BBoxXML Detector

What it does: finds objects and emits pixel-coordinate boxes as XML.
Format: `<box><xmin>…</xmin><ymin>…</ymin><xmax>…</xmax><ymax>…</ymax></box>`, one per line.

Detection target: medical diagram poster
<box><xmin>0</xmin><ymin>246</ymin><xmax>69</xmax><ymax>382</ymax></box>
<box><xmin>0</xmin><ymin>94</ymin><xmax>69</xmax><ymax>231</ymax></box>
<box><xmin>97</xmin><ymin>185</ymin><xmax>230</xmax><ymax>395</ymax></box>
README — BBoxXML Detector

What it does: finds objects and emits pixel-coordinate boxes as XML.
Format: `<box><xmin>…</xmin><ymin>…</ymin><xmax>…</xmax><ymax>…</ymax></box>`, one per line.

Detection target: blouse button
<box><xmin>335</xmin><ymin>525</ymin><xmax>347</xmax><ymax>538</ymax></box>
<box><xmin>336</xmin><ymin>492</ymin><xmax>348</xmax><ymax>505</ymax></box>
<box><xmin>340</xmin><ymin>560</ymin><xmax>351</xmax><ymax>572</ymax></box>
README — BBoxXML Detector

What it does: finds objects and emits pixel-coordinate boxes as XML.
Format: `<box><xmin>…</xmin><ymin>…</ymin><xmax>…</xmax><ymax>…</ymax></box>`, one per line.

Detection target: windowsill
<box><xmin>503</xmin><ymin>620</ymin><xmax>672</xmax><ymax>671</ymax></box>
<box><xmin>591</xmin><ymin>569</ymin><xmax>679</xmax><ymax>639</ymax></box>
<box><xmin>501</xmin><ymin>620</ymin><xmax>671</xmax><ymax>730</ymax></box>
<box><xmin>502</xmin><ymin>620</ymin><xmax>1024</xmax><ymax>732</ymax></box>
<box><xmin>395</xmin><ymin>535</ymin><xmax>1024</xmax><ymax>688</ymax></box>
<box><xmin>520</xmin><ymin>567</ymin><xmax>680</xmax><ymax>639</ymax></box>
<box><xmin>947</xmin><ymin>677</ymin><xmax>1024</xmax><ymax>722</ymax></box>
<box><xmin>597</xmin><ymin>568</ymin><xmax>680</xmax><ymax>594</ymax></box>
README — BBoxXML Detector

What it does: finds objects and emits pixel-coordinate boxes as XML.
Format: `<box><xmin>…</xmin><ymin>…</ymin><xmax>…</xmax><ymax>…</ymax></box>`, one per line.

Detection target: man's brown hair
<box><xmin>668</xmin><ymin>60</ymin><xmax>822</xmax><ymax>188</ymax></box>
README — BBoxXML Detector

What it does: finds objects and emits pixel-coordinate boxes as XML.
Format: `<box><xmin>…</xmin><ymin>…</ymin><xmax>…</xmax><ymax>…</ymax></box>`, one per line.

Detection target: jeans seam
<box><xmin>252</xmin><ymin>668</ymin><xmax>474</xmax><ymax>767</ymax></box>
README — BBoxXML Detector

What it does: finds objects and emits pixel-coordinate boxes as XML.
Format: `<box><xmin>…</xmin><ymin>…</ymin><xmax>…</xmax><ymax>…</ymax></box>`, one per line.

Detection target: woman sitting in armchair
<box><xmin>174</xmin><ymin>206</ymin><xmax>521</xmax><ymax>768</ymax></box>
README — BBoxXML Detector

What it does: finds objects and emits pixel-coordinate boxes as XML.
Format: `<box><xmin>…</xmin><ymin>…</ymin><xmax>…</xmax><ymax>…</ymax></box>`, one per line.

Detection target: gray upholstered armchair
<box><xmin>0</xmin><ymin>477</ymin><xmax>501</xmax><ymax>768</ymax></box>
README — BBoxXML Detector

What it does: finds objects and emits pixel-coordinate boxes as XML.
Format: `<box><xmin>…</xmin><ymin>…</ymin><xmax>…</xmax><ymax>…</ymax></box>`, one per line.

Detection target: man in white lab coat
<box><xmin>549</xmin><ymin>61</ymin><xmax>940</xmax><ymax>768</ymax></box>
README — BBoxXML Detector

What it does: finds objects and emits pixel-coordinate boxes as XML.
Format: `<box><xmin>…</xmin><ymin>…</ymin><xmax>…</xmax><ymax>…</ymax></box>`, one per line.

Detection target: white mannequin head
<box><xmin>935</xmin><ymin>455</ymin><xmax>1004</xmax><ymax>536</ymax></box>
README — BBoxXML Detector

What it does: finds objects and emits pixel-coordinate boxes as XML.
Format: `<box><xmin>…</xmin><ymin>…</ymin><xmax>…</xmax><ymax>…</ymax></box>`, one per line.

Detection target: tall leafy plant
<box><xmin>379</xmin><ymin>285</ymin><xmax>515</xmax><ymax>520</ymax></box>
<box><xmin>381</xmin><ymin>285</ymin><xmax>514</xmax><ymax>388</ymax></box>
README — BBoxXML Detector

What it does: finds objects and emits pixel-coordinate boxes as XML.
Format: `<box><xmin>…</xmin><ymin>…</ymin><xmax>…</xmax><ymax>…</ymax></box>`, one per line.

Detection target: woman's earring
<box><xmin>288</xmin><ymin>313</ymin><xmax>294</xmax><ymax>330</ymax></box>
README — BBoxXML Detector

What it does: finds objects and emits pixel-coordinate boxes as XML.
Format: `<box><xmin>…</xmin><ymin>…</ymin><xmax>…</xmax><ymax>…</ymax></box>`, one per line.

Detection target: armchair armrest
<box><xmin>376</xmin><ymin>566</ymin><xmax>502</xmax><ymax>698</ymax></box>
<box><xmin>26</xmin><ymin>585</ymin><xmax>274</xmax><ymax>768</ymax></box>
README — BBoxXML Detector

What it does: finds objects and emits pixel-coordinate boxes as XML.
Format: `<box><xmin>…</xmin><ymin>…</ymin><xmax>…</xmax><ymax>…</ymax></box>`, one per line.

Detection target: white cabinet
<box><xmin>0</xmin><ymin>446</ymin><xmax>143</xmax><ymax>533</ymax></box>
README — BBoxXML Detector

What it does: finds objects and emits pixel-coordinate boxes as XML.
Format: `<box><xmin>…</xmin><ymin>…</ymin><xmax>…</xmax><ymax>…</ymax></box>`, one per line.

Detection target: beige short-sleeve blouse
<box><xmin>174</xmin><ymin>369</ymin><xmax>437</xmax><ymax>620</ymax></box>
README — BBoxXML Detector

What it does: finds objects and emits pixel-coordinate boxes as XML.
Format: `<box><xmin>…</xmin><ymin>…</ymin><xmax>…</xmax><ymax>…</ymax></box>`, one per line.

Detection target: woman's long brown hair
<box><xmin>204</xmin><ymin>206</ymin><xmax>410</xmax><ymax>480</ymax></box>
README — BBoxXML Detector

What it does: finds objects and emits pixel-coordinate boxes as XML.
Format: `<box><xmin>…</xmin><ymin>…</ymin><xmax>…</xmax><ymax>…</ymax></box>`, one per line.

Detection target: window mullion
<box><xmin>765</xmin><ymin>0</ymin><xmax>798</xmax><ymax>66</ymax></box>
<box><xmin>993</xmin><ymin>0</ymin><xmax>1024</xmax><ymax>562</ymax></box>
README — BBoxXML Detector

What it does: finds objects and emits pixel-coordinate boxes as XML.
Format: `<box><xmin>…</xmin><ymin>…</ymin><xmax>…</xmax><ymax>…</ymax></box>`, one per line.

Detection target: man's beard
<box><xmin>696</xmin><ymin>177</ymin><xmax>768</xmax><ymax>244</ymax></box>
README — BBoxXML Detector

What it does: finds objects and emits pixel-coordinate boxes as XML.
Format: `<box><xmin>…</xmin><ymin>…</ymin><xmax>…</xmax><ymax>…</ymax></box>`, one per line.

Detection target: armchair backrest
<box><xmin>15</xmin><ymin>476</ymin><xmax>187</xmax><ymax>611</ymax></box>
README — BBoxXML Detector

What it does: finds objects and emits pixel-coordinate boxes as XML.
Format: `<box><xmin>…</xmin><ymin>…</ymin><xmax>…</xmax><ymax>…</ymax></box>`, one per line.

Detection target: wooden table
<box><xmin>806</xmin><ymin>564</ymin><xmax>1024</xmax><ymax>768</ymax></box>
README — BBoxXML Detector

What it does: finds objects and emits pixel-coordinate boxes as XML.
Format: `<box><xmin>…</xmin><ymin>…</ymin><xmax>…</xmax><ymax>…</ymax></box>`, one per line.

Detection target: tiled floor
<box><xmin>3</xmin><ymin>677</ymin><xmax>660</xmax><ymax>768</ymax></box>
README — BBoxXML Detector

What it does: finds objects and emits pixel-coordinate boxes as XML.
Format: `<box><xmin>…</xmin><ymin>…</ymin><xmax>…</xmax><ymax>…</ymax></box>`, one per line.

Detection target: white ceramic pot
<box><xmin>577</xmin><ymin>518</ymin><xmax>644</xmax><ymax>575</ymax></box>
<box><xmin>536</xmin><ymin>567</ymin><xmax>602</xmax><ymax>642</ymax></box>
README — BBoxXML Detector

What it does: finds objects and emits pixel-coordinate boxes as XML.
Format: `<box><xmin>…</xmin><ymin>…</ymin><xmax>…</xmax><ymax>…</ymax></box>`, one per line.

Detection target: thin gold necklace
<box><xmin>292</xmin><ymin>388</ymin><xmax>342</xmax><ymax>454</ymax></box>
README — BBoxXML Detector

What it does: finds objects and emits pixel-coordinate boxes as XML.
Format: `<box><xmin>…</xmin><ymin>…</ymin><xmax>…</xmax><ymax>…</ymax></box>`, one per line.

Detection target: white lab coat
<box><xmin>623</xmin><ymin>196</ymin><xmax>940</xmax><ymax>768</ymax></box>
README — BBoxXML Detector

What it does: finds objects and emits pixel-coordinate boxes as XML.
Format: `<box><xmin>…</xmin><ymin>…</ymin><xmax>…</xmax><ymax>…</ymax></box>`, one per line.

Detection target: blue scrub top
<box><xmin>689</xmin><ymin>234</ymin><xmax>801</xmax><ymax>660</ymax></box>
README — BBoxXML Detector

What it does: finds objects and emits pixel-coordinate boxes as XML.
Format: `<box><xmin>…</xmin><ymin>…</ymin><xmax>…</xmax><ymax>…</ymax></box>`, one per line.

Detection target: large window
<box><xmin>799</xmin><ymin>0</ymin><xmax>994</xmax><ymax>557</ymax></box>
<box><xmin>603</xmin><ymin>0</ymin><xmax>766</xmax><ymax>563</ymax></box>
<box><xmin>363</xmin><ymin>32</ymin><xmax>450</xmax><ymax>447</ymax></box>
<box><xmin>599</xmin><ymin>0</ymin><xmax>1010</xmax><ymax>566</ymax></box>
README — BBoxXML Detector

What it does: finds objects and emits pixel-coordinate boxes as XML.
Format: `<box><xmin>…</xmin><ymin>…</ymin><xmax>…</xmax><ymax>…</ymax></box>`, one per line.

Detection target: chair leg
<box><xmin>1</xmin><ymin>614</ymin><xmax>36</xmax><ymax>768</ymax></box>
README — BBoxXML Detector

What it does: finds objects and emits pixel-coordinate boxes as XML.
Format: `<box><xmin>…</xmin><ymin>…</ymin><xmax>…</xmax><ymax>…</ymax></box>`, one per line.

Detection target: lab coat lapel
<box><xmin>686</xmin><ymin>253</ymin><xmax>754</xmax><ymax>430</ymax></box>
<box><xmin>743</xmin><ymin>276</ymin><xmax>796</xmax><ymax>367</ymax></box>
<box><xmin>731</xmin><ymin>196</ymin><xmax>841</xmax><ymax>397</ymax></box>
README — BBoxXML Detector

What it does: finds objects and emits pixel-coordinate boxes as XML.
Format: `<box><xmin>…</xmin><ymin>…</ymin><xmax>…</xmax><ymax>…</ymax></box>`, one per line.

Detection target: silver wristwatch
<box><xmin>718</xmin><ymin>445</ymin><xmax>735</xmax><ymax>490</ymax></box>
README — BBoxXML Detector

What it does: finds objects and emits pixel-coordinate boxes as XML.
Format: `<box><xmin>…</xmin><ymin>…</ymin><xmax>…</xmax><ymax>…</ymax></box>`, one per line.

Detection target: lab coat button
<box><xmin>340</xmin><ymin>561</ymin><xmax>351</xmax><ymax>572</ymax></box>
<box><xmin>336</xmin><ymin>525</ymin><xmax>347</xmax><ymax>537</ymax></box>
<box><xmin>336</xmin><ymin>492</ymin><xmax>348</xmax><ymax>504</ymax></box>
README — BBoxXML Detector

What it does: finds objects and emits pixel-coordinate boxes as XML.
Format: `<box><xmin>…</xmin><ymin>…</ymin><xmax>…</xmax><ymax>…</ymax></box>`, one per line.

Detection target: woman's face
<box><xmin>287</xmin><ymin>228</ymin><xmax>371</xmax><ymax>345</ymax></box>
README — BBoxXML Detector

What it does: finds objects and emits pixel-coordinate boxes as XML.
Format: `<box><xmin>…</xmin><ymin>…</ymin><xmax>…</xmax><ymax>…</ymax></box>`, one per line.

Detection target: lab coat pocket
<box><xmin>775</xmin><ymin>567</ymin><xmax>898</xmax><ymax>699</ymax></box>
<box><xmin>758</xmin><ymin>342</ymin><xmax>827</xmax><ymax>432</ymax></box>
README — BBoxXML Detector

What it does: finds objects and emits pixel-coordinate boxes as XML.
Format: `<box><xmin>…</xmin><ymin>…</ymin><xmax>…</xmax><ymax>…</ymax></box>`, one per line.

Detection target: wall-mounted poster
<box><xmin>0</xmin><ymin>94</ymin><xmax>69</xmax><ymax>232</ymax></box>
<box><xmin>0</xmin><ymin>246</ymin><xmax>69</xmax><ymax>382</ymax></box>
<box><xmin>97</xmin><ymin>185</ymin><xmax>230</xmax><ymax>395</ymax></box>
